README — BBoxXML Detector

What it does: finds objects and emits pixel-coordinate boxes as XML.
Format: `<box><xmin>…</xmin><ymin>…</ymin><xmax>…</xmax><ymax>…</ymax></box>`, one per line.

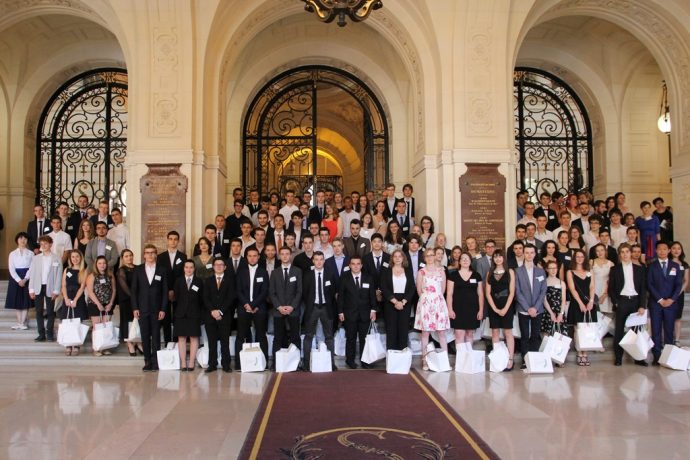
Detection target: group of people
<box><xmin>3</xmin><ymin>185</ymin><xmax>687</xmax><ymax>373</ymax></box>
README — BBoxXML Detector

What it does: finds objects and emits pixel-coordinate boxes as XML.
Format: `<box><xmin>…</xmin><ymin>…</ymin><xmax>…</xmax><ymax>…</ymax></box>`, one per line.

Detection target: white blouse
<box><xmin>9</xmin><ymin>248</ymin><xmax>34</xmax><ymax>282</ymax></box>
<box><xmin>393</xmin><ymin>272</ymin><xmax>407</xmax><ymax>294</ymax></box>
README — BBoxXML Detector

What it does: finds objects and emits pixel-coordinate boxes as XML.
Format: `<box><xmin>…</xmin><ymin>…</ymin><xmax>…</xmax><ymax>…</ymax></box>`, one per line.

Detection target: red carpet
<box><xmin>239</xmin><ymin>370</ymin><xmax>499</xmax><ymax>459</ymax></box>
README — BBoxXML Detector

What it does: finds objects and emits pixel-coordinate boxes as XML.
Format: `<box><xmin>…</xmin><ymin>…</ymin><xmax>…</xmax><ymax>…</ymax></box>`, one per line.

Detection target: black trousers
<box><xmin>384</xmin><ymin>295</ymin><xmax>410</xmax><ymax>350</ymax></box>
<box><xmin>614</xmin><ymin>296</ymin><xmax>640</xmax><ymax>361</ymax></box>
<box><xmin>161</xmin><ymin>300</ymin><xmax>175</xmax><ymax>343</ymax></box>
<box><xmin>345</xmin><ymin>316</ymin><xmax>369</xmax><ymax>364</ymax></box>
<box><xmin>302</xmin><ymin>306</ymin><xmax>335</xmax><ymax>367</ymax></box>
<box><xmin>273</xmin><ymin>314</ymin><xmax>301</xmax><ymax>359</ymax></box>
<box><xmin>236</xmin><ymin>309</ymin><xmax>268</xmax><ymax>366</ymax></box>
<box><xmin>205</xmin><ymin>313</ymin><xmax>232</xmax><ymax>369</ymax></box>
<box><xmin>119</xmin><ymin>299</ymin><xmax>133</xmax><ymax>341</ymax></box>
<box><xmin>139</xmin><ymin>313</ymin><xmax>161</xmax><ymax>364</ymax></box>
<box><xmin>518</xmin><ymin>312</ymin><xmax>542</xmax><ymax>357</ymax></box>
<box><xmin>35</xmin><ymin>285</ymin><xmax>56</xmax><ymax>339</ymax></box>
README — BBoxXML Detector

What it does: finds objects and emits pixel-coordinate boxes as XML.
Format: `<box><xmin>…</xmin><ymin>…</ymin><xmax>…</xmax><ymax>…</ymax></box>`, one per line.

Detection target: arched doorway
<box><xmin>36</xmin><ymin>68</ymin><xmax>128</xmax><ymax>214</ymax></box>
<box><xmin>242</xmin><ymin>65</ymin><xmax>389</xmax><ymax>198</ymax></box>
<box><xmin>514</xmin><ymin>67</ymin><xmax>593</xmax><ymax>200</ymax></box>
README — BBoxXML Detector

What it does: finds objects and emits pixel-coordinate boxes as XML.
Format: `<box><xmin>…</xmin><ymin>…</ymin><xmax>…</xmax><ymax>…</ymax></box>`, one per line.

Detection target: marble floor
<box><xmin>0</xmin><ymin>360</ymin><xmax>689</xmax><ymax>460</ymax></box>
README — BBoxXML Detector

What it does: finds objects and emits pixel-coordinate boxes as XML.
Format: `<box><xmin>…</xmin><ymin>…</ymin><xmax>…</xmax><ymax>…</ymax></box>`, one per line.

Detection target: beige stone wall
<box><xmin>1</xmin><ymin>0</ymin><xmax>689</xmax><ymax>270</ymax></box>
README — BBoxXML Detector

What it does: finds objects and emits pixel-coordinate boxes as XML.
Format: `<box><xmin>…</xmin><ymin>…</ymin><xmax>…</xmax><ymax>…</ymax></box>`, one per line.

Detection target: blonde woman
<box><xmin>60</xmin><ymin>250</ymin><xmax>88</xmax><ymax>355</ymax></box>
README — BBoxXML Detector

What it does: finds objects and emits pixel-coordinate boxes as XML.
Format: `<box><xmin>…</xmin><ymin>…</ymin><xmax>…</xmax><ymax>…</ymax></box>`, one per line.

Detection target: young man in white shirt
<box><xmin>552</xmin><ymin>210</ymin><xmax>572</xmax><ymax>240</ymax></box>
<box><xmin>608</xmin><ymin>209</ymin><xmax>627</xmax><ymax>248</ymax></box>
<box><xmin>339</xmin><ymin>196</ymin><xmax>359</xmax><ymax>238</ymax></box>
<box><xmin>314</xmin><ymin>227</ymin><xmax>334</xmax><ymax>259</ymax></box>
<box><xmin>107</xmin><ymin>208</ymin><xmax>130</xmax><ymax>254</ymax></box>
<box><xmin>582</xmin><ymin>215</ymin><xmax>602</xmax><ymax>251</ymax></box>
<box><xmin>517</xmin><ymin>201</ymin><xmax>537</xmax><ymax>226</ymax></box>
<box><xmin>279</xmin><ymin>190</ymin><xmax>299</xmax><ymax>224</ymax></box>
<box><xmin>534</xmin><ymin>215</ymin><xmax>553</xmax><ymax>243</ymax></box>
<box><xmin>47</xmin><ymin>215</ymin><xmax>71</xmax><ymax>264</ymax></box>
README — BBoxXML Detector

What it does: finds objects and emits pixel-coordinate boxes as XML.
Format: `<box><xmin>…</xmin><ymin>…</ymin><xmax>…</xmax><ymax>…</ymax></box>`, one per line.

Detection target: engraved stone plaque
<box><xmin>140</xmin><ymin>164</ymin><xmax>187</xmax><ymax>253</ymax></box>
<box><xmin>459</xmin><ymin>163</ymin><xmax>506</xmax><ymax>249</ymax></box>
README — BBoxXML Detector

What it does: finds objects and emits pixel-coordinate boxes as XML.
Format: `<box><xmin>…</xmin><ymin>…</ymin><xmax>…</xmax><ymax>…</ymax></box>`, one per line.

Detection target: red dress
<box><xmin>322</xmin><ymin>218</ymin><xmax>338</xmax><ymax>242</ymax></box>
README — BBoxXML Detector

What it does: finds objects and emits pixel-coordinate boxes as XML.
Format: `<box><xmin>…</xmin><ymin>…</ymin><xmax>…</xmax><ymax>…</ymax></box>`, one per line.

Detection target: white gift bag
<box><xmin>240</xmin><ymin>342</ymin><xmax>267</xmax><ymax>372</ymax></box>
<box><xmin>625</xmin><ymin>310</ymin><xmax>648</xmax><ymax>328</ymax></box>
<box><xmin>275</xmin><ymin>344</ymin><xmax>301</xmax><ymax>373</ymax></box>
<box><xmin>619</xmin><ymin>327</ymin><xmax>653</xmax><ymax>361</ymax></box>
<box><xmin>659</xmin><ymin>344</ymin><xmax>690</xmax><ymax>371</ymax></box>
<box><xmin>539</xmin><ymin>326</ymin><xmax>572</xmax><ymax>365</ymax></box>
<box><xmin>58</xmin><ymin>310</ymin><xmax>89</xmax><ymax>347</ymax></box>
<box><xmin>92</xmin><ymin>315</ymin><xmax>119</xmax><ymax>351</ymax></box>
<box><xmin>575</xmin><ymin>312</ymin><xmax>604</xmax><ymax>352</ymax></box>
<box><xmin>455</xmin><ymin>342</ymin><xmax>486</xmax><ymax>374</ymax></box>
<box><xmin>488</xmin><ymin>341</ymin><xmax>509</xmax><ymax>372</ymax></box>
<box><xmin>596</xmin><ymin>314</ymin><xmax>613</xmax><ymax>340</ymax></box>
<box><xmin>157</xmin><ymin>342</ymin><xmax>180</xmax><ymax>370</ymax></box>
<box><xmin>425</xmin><ymin>343</ymin><xmax>451</xmax><ymax>372</ymax></box>
<box><xmin>524</xmin><ymin>351</ymin><xmax>554</xmax><ymax>374</ymax></box>
<box><xmin>310</xmin><ymin>342</ymin><xmax>332</xmax><ymax>373</ymax></box>
<box><xmin>334</xmin><ymin>328</ymin><xmax>346</xmax><ymax>356</ymax></box>
<box><xmin>386</xmin><ymin>348</ymin><xmax>413</xmax><ymax>374</ymax></box>
<box><xmin>126</xmin><ymin>318</ymin><xmax>142</xmax><ymax>343</ymax></box>
<box><xmin>361</xmin><ymin>322</ymin><xmax>386</xmax><ymax>364</ymax></box>
<box><xmin>408</xmin><ymin>332</ymin><xmax>423</xmax><ymax>355</ymax></box>
<box><xmin>512</xmin><ymin>315</ymin><xmax>522</xmax><ymax>339</ymax></box>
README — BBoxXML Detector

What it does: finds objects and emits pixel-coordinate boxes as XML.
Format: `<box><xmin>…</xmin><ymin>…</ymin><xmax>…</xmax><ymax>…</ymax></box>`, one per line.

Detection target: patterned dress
<box><xmin>414</xmin><ymin>268</ymin><xmax>451</xmax><ymax>331</ymax></box>
<box><xmin>541</xmin><ymin>284</ymin><xmax>569</xmax><ymax>336</ymax></box>
<box><xmin>87</xmin><ymin>273</ymin><xmax>113</xmax><ymax>318</ymax></box>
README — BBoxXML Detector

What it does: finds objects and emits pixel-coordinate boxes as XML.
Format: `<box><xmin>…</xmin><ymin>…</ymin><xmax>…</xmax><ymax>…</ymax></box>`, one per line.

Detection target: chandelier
<box><xmin>302</xmin><ymin>0</ymin><xmax>383</xmax><ymax>27</ymax></box>
<box><xmin>657</xmin><ymin>80</ymin><xmax>671</xmax><ymax>134</ymax></box>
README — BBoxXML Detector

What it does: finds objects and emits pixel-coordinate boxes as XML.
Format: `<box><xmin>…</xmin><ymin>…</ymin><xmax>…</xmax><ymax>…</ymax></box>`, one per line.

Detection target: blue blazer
<box><xmin>647</xmin><ymin>259</ymin><xmax>684</xmax><ymax>307</ymax></box>
<box><xmin>324</xmin><ymin>255</ymin><xmax>351</xmax><ymax>288</ymax></box>
<box><xmin>515</xmin><ymin>264</ymin><xmax>547</xmax><ymax>314</ymax></box>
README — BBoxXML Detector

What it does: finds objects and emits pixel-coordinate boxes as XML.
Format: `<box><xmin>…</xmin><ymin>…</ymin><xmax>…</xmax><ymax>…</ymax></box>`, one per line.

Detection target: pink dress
<box><xmin>414</xmin><ymin>268</ymin><xmax>451</xmax><ymax>331</ymax></box>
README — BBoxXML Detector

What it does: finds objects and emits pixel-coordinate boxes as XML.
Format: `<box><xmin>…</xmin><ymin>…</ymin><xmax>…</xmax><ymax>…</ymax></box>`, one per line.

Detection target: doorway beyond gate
<box><xmin>242</xmin><ymin>65</ymin><xmax>389</xmax><ymax>198</ymax></box>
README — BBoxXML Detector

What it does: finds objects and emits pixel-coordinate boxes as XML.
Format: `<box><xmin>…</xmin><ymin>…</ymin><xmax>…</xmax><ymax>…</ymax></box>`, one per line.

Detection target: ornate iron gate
<box><xmin>36</xmin><ymin>68</ymin><xmax>128</xmax><ymax>213</ymax></box>
<box><xmin>243</xmin><ymin>65</ymin><xmax>388</xmax><ymax>196</ymax></box>
<box><xmin>514</xmin><ymin>67</ymin><xmax>593</xmax><ymax>200</ymax></box>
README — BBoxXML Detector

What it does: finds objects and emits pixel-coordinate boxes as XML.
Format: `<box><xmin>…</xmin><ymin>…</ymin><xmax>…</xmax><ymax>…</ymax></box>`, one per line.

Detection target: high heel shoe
<box><xmin>503</xmin><ymin>357</ymin><xmax>514</xmax><ymax>372</ymax></box>
<box><xmin>422</xmin><ymin>353</ymin><xmax>429</xmax><ymax>371</ymax></box>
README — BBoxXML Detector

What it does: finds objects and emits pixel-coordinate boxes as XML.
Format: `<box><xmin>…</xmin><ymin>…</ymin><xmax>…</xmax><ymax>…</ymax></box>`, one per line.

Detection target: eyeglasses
<box><xmin>144</xmin><ymin>251</ymin><xmax>157</xmax><ymax>255</ymax></box>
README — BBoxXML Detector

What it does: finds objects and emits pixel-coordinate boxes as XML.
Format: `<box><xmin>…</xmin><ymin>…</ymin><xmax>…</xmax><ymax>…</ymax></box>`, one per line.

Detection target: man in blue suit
<box><xmin>515</xmin><ymin>244</ymin><xmax>547</xmax><ymax>368</ymax></box>
<box><xmin>647</xmin><ymin>241</ymin><xmax>684</xmax><ymax>365</ymax></box>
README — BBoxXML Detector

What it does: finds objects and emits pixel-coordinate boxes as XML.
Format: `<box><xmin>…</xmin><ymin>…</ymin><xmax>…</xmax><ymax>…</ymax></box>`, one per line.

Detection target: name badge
<box><xmin>325</xmin><ymin>280</ymin><xmax>332</xmax><ymax>287</ymax></box>
<box><xmin>66</xmin><ymin>271</ymin><xmax>73</xmax><ymax>278</ymax></box>
<box><xmin>289</xmin><ymin>276</ymin><xmax>297</xmax><ymax>282</ymax></box>
<box><xmin>360</xmin><ymin>243</ymin><xmax>366</xmax><ymax>248</ymax></box>
<box><xmin>680</xmin><ymin>266</ymin><xmax>685</xmax><ymax>271</ymax></box>
<box><xmin>586</xmin><ymin>272</ymin><xmax>591</xmax><ymax>278</ymax></box>
<box><xmin>310</xmin><ymin>266</ymin><xmax>315</xmax><ymax>270</ymax></box>
<box><xmin>108</xmin><ymin>223</ymin><xmax>113</xmax><ymax>229</ymax></box>
<box><xmin>154</xmin><ymin>275</ymin><xmax>161</xmax><ymax>281</ymax></box>
<box><xmin>215</xmin><ymin>253</ymin><xmax>221</xmax><ymax>258</ymax></box>
<box><xmin>343</xmin><ymin>267</ymin><xmax>350</xmax><ymax>272</ymax></box>
<box><xmin>223</xmin><ymin>239</ymin><xmax>229</xmax><ymax>244</ymax></box>
<box><xmin>105</xmin><ymin>245</ymin><xmax>112</xmax><ymax>251</ymax></box>
<box><xmin>191</xmin><ymin>285</ymin><xmax>199</xmax><ymax>292</ymax></box>
<box><xmin>470</xmin><ymin>279</ymin><xmax>477</xmax><ymax>284</ymax></box>
<box><xmin>382</xmin><ymin>262</ymin><xmax>389</xmax><ymax>268</ymax></box>
<box><xmin>175</xmin><ymin>258</ymin><xmax>182</xmax><ymax>265</ymax></box>
<box><xmin>564</xmin><ymin>256</ymin><xmax>571</xmax><ymax>261</ymax></box>
<box><xmin>52</xmin><ymin>262</ymin><xmax>60</xmax><ymax>267</ymax></box>
<box><xmin>402</xmin><ymin>227</ymin><xmax>409</xmax><ymax>231</ymax></box>
<box><xmin>44</xmin><ymin>226</ymin><xmax>51</xmax><ymax>232</ymax></box>
<box><xmin>257</xmin><ymin>277</ymin><xmax>264</xmax><ymax>283</ymax></box>
<box><xmin>420</xmin><ymin>263</ymin><xmax>426</xmax><ymax>268</ymax></box>
<box><xmin>362</xmin><ymin>283</ymin><xmax>370</xmax><ymax>288</ymax></box>
<box><xmin>99</xmin><ymin>278</ymin><xmax>106</xmax><ymax>285</ymax></box>
<box><xmin>670</xmin><ymin>269</ymin><xmax>677</xmax><ymax>276</ymax></box>
<box><xmin>537</xmin><ymin>275</ymin><xmax>544</xmax><ymax>282</ymax></box>
<box><xmin>67</xmin><ymin>225</ymin><xmax>74</xmax><ymax>230</ymax></box>
<box><xmin>205</xmin><ymin>263</ymin><xmax>212</xmax><ymax>269</ymax></box>
<box><xmin>549</xmin><ymin>215</ymin><xmax>555</xmax><ymax>220</ymax></box>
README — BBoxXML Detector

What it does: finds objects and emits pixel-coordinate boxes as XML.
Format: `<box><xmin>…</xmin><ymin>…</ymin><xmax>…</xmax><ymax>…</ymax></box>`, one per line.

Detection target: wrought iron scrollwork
<box><xmin>37</xmin><ymin>68</ymin><xmax>128</xmax><ymax>213</ymax></box>
<box><xmin>514</xmin><ymin>67</ymin><xmax>592</xmax><ymax>200</ymax></box>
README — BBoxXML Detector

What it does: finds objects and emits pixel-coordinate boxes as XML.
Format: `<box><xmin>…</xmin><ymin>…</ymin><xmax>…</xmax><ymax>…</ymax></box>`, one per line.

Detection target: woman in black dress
<box><xmin>380</xmin><ymin>249</ymin><xmax>416</xmax><ymax>350</ymax></box>
<box><xmin>446</xmin><ymin>252</ymin><xmax>484</xmax><ymax>344</ymax></box>
<box><xmin>566</xmin><ymin>249</ymin><xmax>597</xmax><ymax>366</ymax></box>
<box><xmin>485</xmin><ymin>249</ymin><xmax>516</xmax><ymax>371</ymax></box>
<box><xmin>60</xmin><ymin>250</ymin><xmax>88</xmax><ymax>355</ymax></box>
<box><xmin>117</xmin><ymin>249</ymin><xmax>140</xmax><ymax>356</ymax></box>
<box><xmin>73</xmin><ymin>219</ymin><xmax>94</xmax><ymax>255</ymax></box>
<box><xmin>174</xmin><ymin>260</ymin><xmax>203</xmax><ymax>370</ymax></box>
<box><xmin>86</xmin><ymin>255</ymin><xmax>116</xmax><ymax>356</ymax></box>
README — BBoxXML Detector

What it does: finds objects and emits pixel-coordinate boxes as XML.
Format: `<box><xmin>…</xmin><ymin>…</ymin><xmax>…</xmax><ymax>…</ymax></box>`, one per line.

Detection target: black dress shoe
<box><xmin>346</xmin><ymin>361</ymin><xmax>357</xmax><ymax>369</ymax></box>
<box><xmin>302</xmin><ymin>366</ymin><xmax>310</xmax><ymax>372</ymax></box>
<box><xmin>652</xmin><ymin>358</ymin><xmax>660</xmax><ymax>366</ymax></box>
<box><xmin>332</xmin><ymin>364</ymin><xmax>338</xmax><ymax>371</ymax></box>
<box><xmin>142</xmin><ymin>363</ymin><xmax>152</xmax><ymax>372</ymax></box>
<box><xmin>520</xmin><ymin>362</ymin><xmax>527</xmax><ymax>370</ymax></box>
<box><xmin>205</xmin><ymin>366</ymin><xmax>217</xmax><ymax>373</ymax></box>
<box><xmin>34</xmin><ymin>336</ymin><xmax>46</xmax><ymax>342</ymax></box>
<box><xmin>614</xmin><ymin>359</ymin><xmax>622</xmax><ymax>366</ymax></box>
<box><xmin>361</xmin><ymin>362</ymin><xmax>372</xmax><ymax>369</ymax></box>
<box><xmin>180</xmin><ymin>367</ymin><xmax>188</xmax><ymax>372</ymax></box>
<box><xmin>634</xmin><ymin>360</ymin><xmax>649</xmax><ymax>367</ymax></box>
<box><xmin>222</xmin><ymin>367</ymin><xmax>232</xmax><ymax>373</ymax></box>
<box><xmin>151</xmin><ymin>364</ymin><xmax>159</xmax><ymax>372</ymax></box>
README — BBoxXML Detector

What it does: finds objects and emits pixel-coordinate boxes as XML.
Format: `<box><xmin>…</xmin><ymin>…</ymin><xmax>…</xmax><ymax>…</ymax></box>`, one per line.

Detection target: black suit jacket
<box><xmin>324</xmin><ymin>255</ymin><xmax>351</xmax><ymax>287</ymax></box>
<box><xmin>27</xmin><ymin>219</ymin><xmax>52</xmax><ymax>250</ymax></box>
<box><xmin>293</xmin><ymin>252</ymin><xmax>314</xmax><ymax>273</ymax></box>
<box><xmin>225</xmin><ymin>214</ymin><xmax>251</xmax><ymax>240</ymax></box>
<box><xmin>157</xmin><ymin>250</ymin><xmax>186</xmax><ymax>293</ymax></box>
<box><xmin>308</xmin><ymin>206</ymin><xmax>326</xmax><ymax>226</ymax></box>
<box><xmin>383</xmin><ymin>198</ymin><xmax>400</xmax><ymax>220</ymax></box>
<box><xmin>214</xmin><ymin>230</ymin><xmax>231</xmax><ymax>259</ymax></box>
<box><xmin>236</xmin><ymin>264</ymin><xmax>270</xmax><ymax>311</ymax></box>
<box><xmin>393</xmin><ymin>214</ymin><xmax>412</xmax><ymax>236</ymax></box>
<box><xmin>534</xmin><ymin>206</ymin><xmax>559</xmax><ymax>231</ymax></box>
<box><xmin>192</xmin><ymin>242</ymin><xmax>224</xmax><ymax>259</ymax></box>
<box><xmin>302</xmin><ymin>268</ymin><xmax>338</xmax><ymax>319</ymax></box>
<box><xmin>252</xmin><ymin>226</ymin><xmax>275</xmax><ymax>245</ymax></box>
<box><xmin>66</xmin><ymin>210</ymin><xmax>87</xmax><ymax>241</ymax></box>
<box><xmin>401</xmin><ymin>196</ymin><xmax>415</xmax><ymax>219</ymax></box>
<box><xmin>609</xmin><ymin>263</ymin><xmax>647</xmax><ymax>310</ymax></box>
<box><xmin>202</xmin><ymin>273</ymin><xmax>236</xmax><ymax>316</ymax></box>
<box><xmin>404</xmin><ymin>250</ymin><xmax>425</xmax><ymax>273</ymax></box>
<box><xmin>343</xmin><ymin>236</ymin><xmax>371</xmax><ymax>259</ymax></box>
<box><xmin>89</xmin><ymin>214</ymin><xmax>114</xmax><ymax>231</ymax></box>
<box><xmin>362</xmin><ymin>251</ymin><xmax>391</xmax><ymax>289</ymax></box>
<box><xmin>269</xmin><ymin>265</ymin><xmax>302</xmax><ymax>316</ymax></box>
<box><xmin>589</xmin><ymin>245</ymin><xmax>618</xmax><ymax>264</ymax></box>
<box><xmin>337</xmin><ymin>271</ymin><xmax>378</xmax><ymax>320</ymax></box>
<box><xmin>173</xmin><ymin>276</ymin><xmax>203</xmax><ymax>320</ymax></box>
<box><xmin>226</xmin><ymin>256</ymin><xmax>247</xmax><ymax>279</ymax></box>
<box><xmin>130</xmin><ymin>264</ymin><xmax>169</xmax><ymax>315</ymax></box>
<box><xmin>379</xmin><ymin>267</ymin><xmax>416</xmax><ymax>305</ymax></box>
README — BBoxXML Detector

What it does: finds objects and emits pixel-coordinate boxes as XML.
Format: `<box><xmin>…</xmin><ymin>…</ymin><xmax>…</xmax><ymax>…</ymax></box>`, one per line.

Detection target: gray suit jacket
<box><xmin>475</xmin><ymin>255</ymin><xmax>492</xmax><ymax>281</ymax></box>
<box><xmin>84</xmin><ymin>237</ymin><xmax>119</xmax><ymax>270</ymax></box>
<box><xmin>28</xmin><ymin>253</ymin><xmax>63</xmax><ymax>296</ymax></box>
<box><xmin>515</xmin><ymin>264</ymin><xmax>547</xmax><ymax>314</ymax></box>
<box><xmin>269</xmin><ymin>264</ymin><xmax>302</xmax><ymax>317</ymax></box>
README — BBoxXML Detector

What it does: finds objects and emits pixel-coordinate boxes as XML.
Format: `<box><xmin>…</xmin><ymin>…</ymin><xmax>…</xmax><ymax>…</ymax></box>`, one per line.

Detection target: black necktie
<box><xmin>319</xmin><ymin>207</ymin><xmax>323</xmax><ymax>218</ymax></box>
<box><xmin>318</xmin><ymin>272</ymin><xmax>324</xmax><ymax>304</ymax></box>
<box><xmin>661</xmin><ymin>261</ymin><xmax>667</xmax><ymax>276</ymax></box>
<box><xmin>399</xmin><ymin>216</ymin><xmax>403</xmax><ymax>226</ymax></box>
<box><xmin>234</xmin><ymin>259</ymin><xmax>238</xmax><ymax>271</ymax></box>
<box><xmin>284</xmin><ymin>267</ymin><xmax>289</xmax><ymax>287</ymax></box>
<box><xmin>355</xmin><ymin>276</ymin><xmax>360</xmax><ymax>289</ymax></box>
<box><xmin>81</xmin><ymin>211</ymin><xmax>85</xmax><ymax>219</ymax></box>
<box><xmin>187</xmin><ymin>278</ymin><xmax>192</xmax><ymax>290</ymax></box>
<box><xmin>376</xmin><ymin>256</ymin><xmax>381</xmax><ymax>272</ymax></box>
<box><xmin>406</xmin><ymin>200</ymin><xmax>411</xmax><ymax>218</ymax></box>
<box><xmin>38</xmin><ymin>221</ymin><xmax>43</xmax><ymax>235</ymax></box>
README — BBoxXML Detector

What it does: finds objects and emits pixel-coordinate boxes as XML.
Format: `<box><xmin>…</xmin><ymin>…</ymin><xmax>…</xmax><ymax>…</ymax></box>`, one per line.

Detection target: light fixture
<box><xmin>657</xmin><ymin>80</ymin><xmax>671</xmax><ymax>134</ymax></box>
<box><xmin>302</xmin><ymin>0</ymin><xmax>383</xmax><ymax>27</ymax></box>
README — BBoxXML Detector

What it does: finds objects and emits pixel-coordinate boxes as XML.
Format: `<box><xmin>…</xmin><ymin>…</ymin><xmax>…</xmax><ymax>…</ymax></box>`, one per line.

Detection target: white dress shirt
<box><xmin>145</xmin><ymin>264</ymin><xmax>156</xmax><ymax>284</ymax></box>
<box><xmin>49</xmin><ymin>230</ymin><xmax>72</xmax><ymax>258</ymax></box>
<box><xmin>621</xmin><ymin>262</ymin><xmax>638</xmax><ymax>296</ymax></box>
<box><xmin>9</xmin><ymin>248</ymin><xmax>34</xmax><ymax>282</ymax></box>
<box><xmin>107</xmin><ymin>223</ymin><xmax>130</xmax><ymax>254</ymax></box>
<box><xmin>248</xmin><ymin>263</ymin><xmax>258</xmax><ymax>302</ymax></box>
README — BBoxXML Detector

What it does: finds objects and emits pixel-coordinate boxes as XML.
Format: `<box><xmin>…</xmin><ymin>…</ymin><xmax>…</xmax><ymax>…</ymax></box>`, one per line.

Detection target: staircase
<box><xmin>1</xmin><ymin>281</ymin><xmax>689</xmax><ymax>367</ymax></box>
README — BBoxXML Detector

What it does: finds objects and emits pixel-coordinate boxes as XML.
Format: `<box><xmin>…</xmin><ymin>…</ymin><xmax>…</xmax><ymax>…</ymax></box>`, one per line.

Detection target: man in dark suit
<box><xmin>214</xmin><ymin>214</ymin><xmax>231</xmax><ymax>259</ymax></box>
<box><xmin>534</xmin><ymin>191</ymin><xmax>559</xmax><ymax>232</ymax></box>
<box><xmin>131</xmin><ymin>244</ymin><xmax>169</xmax><ymax>372</ymax></box>
<box><xmin>308</xmin><ymin>190</ymin><xmax>327</xmax><ymax>226</ymax></box>
<box><xmin>226</xmin><ymin>238</ymin><xmax>247</xmax><ymax>277</ymax></box>
<box><xmin>343</xmin><ymin>220</ymin><xmax>371</xmax><ymax>259</ymax></box>
<box><xmin>362</xmin><ymin>233</ymin><xmax>390</xmax><ymax>289</ymax></box>
<box><xmin>383</xmin><ymin>183</ymin><xmax>399</xmax><ymax>219</ymax></box>
<box><xmin>302</xmin><ymin>251</ymin><xmax>339</xmax><ymax>371</ymax></box>
<box><xmin>156</xmin><ymin>231</ymin><xmax>186</xmax><ymax>343</ymax></box>
<box><xmin>27</xmin><ymin>204</ymin><xmax>52</xmax><ymax>252</ymax></box>
<box><xmin>235</xmin><ymin>247</ymin><xmax>270</xmax><ymax>368</ymax></box>
<box><xmin>647</xmin><ymin>241</ymin><xmax>684</xmax><ymax>365</ymax></box>
<box><xmin>193</xmin><ymin>225</ymin><xmax>223</xmax><ymax>258</ymax></box>
<box><xmin>254</xmin><ymin>210</ymin><xmax>275</xmax><ymax>244</ymax></box>
<box><xmin>202</xmin><ymin>258</ymin><xmax>236</xmax><ymax>372</ymax></box>
<box><xmin>404</xmin><ymin>234</ymin><xmax>425</xmax><ymax>282</ymax></box>
<box><xmin>226</xmin><ymin>200</ymin><xmax>251</xmax><ymax>240</ymax></box>
<box><xmin>89</xmin><ymin>200</ymin><xmax>114</xmax><ymax>230</ymax></box>
<box><xmin>401</xmin><ymin>183</ymin><xmax>415</xmax><ymax>221</ymax></box>
<box><xmin>609</xmin><ymin>243</ymin><xmax>648</xmax><ymax>366</ymax></box>
<box><xmin>66</xmin><ymin>194</ymin><xmax>90</xmax><ymax>241</ymax></box>
<box><xmin>269</xmin><ymin>246</ymin><xmax>303</xmax><ymax>369</ymax></box>
<box><xmin>324</xmin><ymin>238</ymin><xmax>350</xmax><ymax>285</ymax></box>
<box><xmin>337</xmin><ymin>256</ymin><xmax>378</xmax><ymax>369</ymax></box>
<box><xmin>475</xmin><ymin>239</ymin><xmax>496</xmax><ymax>281</ymax></box>
<box><xmin>588</xmin><ymin>229</ymin><xmax>618</xmax><ymax>264</ymax></box>
<box><xmin>293</xmin><ymin>234</ymin><xmax>315</xmax><ymax>273</ymax></box>
<box><xmin>393</xmin><ymin>200</ymin><xmax>412</xmax><ymax>237</ymax></box>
